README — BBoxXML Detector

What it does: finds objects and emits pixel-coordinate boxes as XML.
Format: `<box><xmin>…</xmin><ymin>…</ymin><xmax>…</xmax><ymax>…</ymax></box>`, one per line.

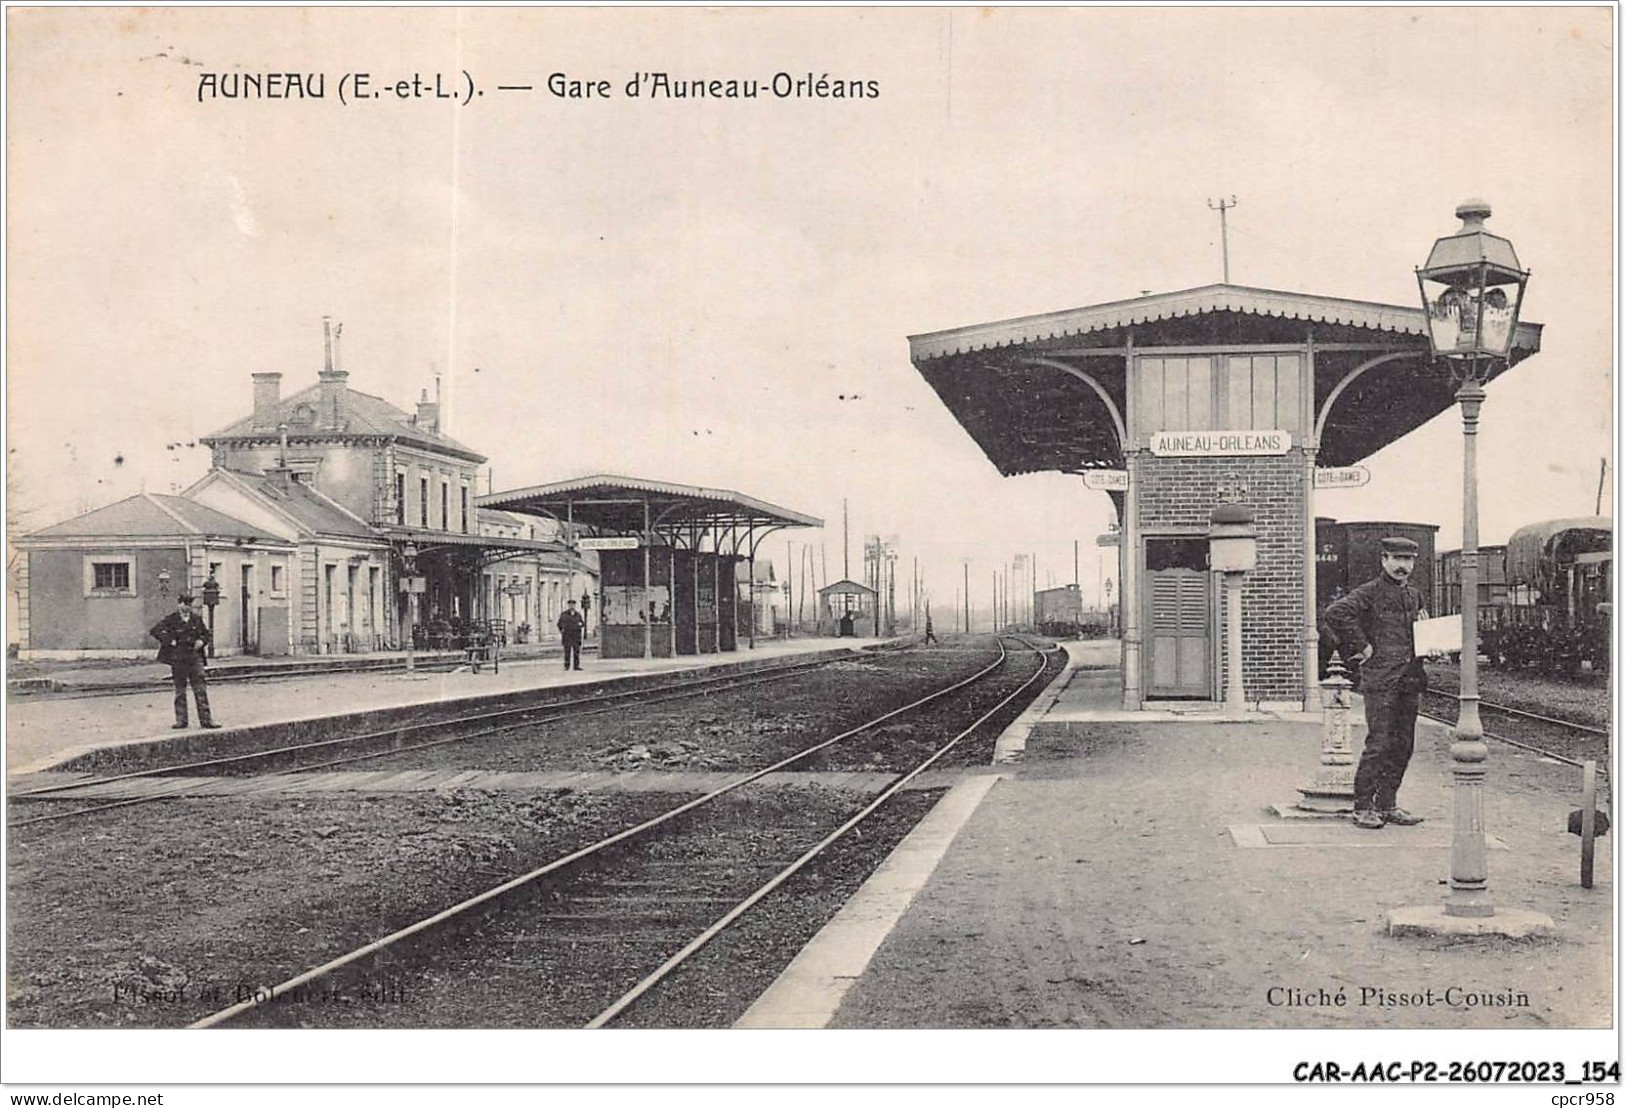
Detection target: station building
<box><xmin>911</xmin><ymin>283</ymin><xmax>1541</xmax><ymax>710</ymax></box>
<box><xmin>16</xmin><ymin>364</ymin><xmax>593</xmax><ymax>657</ymax></box>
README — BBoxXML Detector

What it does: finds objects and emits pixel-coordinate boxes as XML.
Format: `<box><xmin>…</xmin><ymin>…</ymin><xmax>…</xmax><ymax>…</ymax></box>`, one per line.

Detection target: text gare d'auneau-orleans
<box><xmin>196</xmin><ymin>70</ymin><xmax>880</xmax><ymax>102</ymax></box>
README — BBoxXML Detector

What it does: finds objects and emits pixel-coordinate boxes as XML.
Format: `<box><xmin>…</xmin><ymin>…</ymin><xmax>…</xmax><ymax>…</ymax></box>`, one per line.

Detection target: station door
<box><xmin>1143</xmin><ymin>538</ymin><xmax>1213</xmax><ymax>700</ymax></box>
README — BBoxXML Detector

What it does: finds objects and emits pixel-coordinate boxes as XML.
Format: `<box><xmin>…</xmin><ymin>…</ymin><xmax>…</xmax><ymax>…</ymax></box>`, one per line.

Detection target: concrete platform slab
<box><xmin>6</xmin><ymin>636</ymin><xmax>880</xmax><ymax>777</ymax></box>
<box><xmin>1229</xmin><ymin>823</ymin><xmax>1509</xmax><ymax>850</ymax></box>
<box><xmin>1387</xmin><ymin>904</ymin><xmax>1556</xmax><ymax>939</ymax></box>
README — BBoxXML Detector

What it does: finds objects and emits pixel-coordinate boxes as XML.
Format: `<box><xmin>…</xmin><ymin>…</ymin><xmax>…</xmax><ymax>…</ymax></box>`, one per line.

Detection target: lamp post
<box><xmin>1392</xmin><ymin>199</ymin><xmax>1549</xmax><ymax>938</ymax></box>
<box><xmin>1209</xmin><ymin>503</ymin><xmax>1257</xmax><ymax>720</ymax></box>
<box><xmin>201</xmin><ymin>573</ymin><xmax>221</xmax><ymax>659</ymax></box>
<box><xmin>402</xmin><ymin>542</ymin><xmax>419</xmax><ymax>673</ymax></box>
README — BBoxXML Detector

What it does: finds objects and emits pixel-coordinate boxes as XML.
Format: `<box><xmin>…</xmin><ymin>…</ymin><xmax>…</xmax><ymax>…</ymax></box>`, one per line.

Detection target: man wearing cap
<box><xmin>557</xmin><ymin>598</ymin><xmax>585</xmax><ymax>671</ymax></box>
<box><xmin>1322</xmin><ymin>536</ymin><xmax>1429</xmax><ymax>830</ymax></box>
<box><xmin>149</xmin><ymin>593</ymin><xmax>220</xmax><ymax>729</ymax></box>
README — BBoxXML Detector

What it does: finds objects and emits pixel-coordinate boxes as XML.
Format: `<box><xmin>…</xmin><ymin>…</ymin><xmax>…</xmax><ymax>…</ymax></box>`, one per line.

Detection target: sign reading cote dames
<box><xmin>1149</xmin><ymin>430</ymin><xmax>1292</xmax><ymax>457</ymax></box>
<box><xmin>1314</xmin><ymin>466</ymin><xmax>1372</xmax><ymax>489</ymax></box>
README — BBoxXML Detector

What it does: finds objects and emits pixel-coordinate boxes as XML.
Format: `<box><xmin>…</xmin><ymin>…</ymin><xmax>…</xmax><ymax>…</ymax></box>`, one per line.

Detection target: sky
<box><xmin>6</xmin><ymin>6</ymin><xmax>1616</xmax><ymax>623</ymax></box>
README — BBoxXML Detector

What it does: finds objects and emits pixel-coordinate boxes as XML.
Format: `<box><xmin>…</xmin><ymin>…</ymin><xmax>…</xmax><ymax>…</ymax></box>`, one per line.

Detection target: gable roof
<box><xmin>480</xmin><ymin>474</ymin><xmax>822</xmax><ymax>531</ymax></box>
<box><xmin>202</xmin><ymin>382</ymin><xmax>486</xmax><ymax>462</ymax></box>
<box><xmin>21</xmin><ymin>493</ymin><xmax>283</xmax><ymax>543</ymax></box>
<box><xmin>219</xmin><ymin>470</ymin><xmax>380</xmax><ymax>540</ymax></box>
<box><xmin>818</xmin><ymin>578</ymin><xmax>877</xmax><ymax>596</ymax></box>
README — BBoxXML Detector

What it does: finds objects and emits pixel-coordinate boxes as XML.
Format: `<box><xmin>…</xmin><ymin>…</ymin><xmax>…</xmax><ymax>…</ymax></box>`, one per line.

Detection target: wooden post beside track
<box><xmin>1580</xmin><ymin>760</ymin><xmax>1598</xmax><ymax>889</ymax></box>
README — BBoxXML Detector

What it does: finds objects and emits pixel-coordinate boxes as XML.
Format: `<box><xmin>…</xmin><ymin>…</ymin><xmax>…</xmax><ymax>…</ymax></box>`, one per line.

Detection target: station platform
<box><xmin>740</xmin><ymin>640</ymin><xmax>1613</xmax><ymax>1031</ymax></box>
<box><xmin>4</xmin><ymin>636</ymin><xmax>875</xmax><ymax>777</ymax></box>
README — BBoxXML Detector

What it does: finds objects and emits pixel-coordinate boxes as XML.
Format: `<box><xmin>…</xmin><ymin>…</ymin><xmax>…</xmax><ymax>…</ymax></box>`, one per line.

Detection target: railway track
<box><xmin>1417</xmin><ymin>686</ymin><xmax>1610</xmax><ymax>776</ymax></box>
<box><xmin>7</xmin><ymin>643</ymin><xmax>916</xmax><ymax>828</ymax></box>
<box><xmin>186</xmin><ymin>636</ymin><xmax>1057</xmax><ymax>1029</ymax></box>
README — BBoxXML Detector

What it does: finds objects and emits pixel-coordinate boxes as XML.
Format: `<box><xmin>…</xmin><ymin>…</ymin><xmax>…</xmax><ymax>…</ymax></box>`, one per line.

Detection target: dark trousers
<box><xmin>562</xmin><ymin>638</ymin><xmax>581</xmax><ymax>669</ymax></box>
<box><xmin>169</xmin><ymin>657</ymin><xmax>213</xmax><ymax>725</ymax></box>
<box><xmin>1354</xmin><ymin>689</ymin><xmax>1418</xmax><ymax>810</ymax></box>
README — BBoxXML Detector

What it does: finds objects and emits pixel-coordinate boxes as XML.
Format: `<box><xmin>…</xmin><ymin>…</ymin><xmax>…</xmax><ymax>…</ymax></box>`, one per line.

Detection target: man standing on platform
<box><xmin>557</xmin><ymin>598</ymin><xmax>585</xmax><ymax>671</ymax></box>
<box><xmin>1322</xmin><ymin>536</ymin><xmax>1428</xmax><ymax>830</ymax></box>
<box><xmin>149</xmin><ymin>593</ymin><xmax>220</xmax><ymax>729</ymax></box>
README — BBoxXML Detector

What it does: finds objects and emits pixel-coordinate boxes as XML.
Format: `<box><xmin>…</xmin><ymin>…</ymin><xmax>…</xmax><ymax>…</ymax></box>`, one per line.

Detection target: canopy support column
<box><xmin>642</xmin><ymin>498</ymin><xmax>652</xmax><ymax>660</ymax></box>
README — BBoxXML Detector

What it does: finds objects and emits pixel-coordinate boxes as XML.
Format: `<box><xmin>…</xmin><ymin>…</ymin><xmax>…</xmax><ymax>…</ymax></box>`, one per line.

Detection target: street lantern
<box><xmin>1416</xmin><ymin>200</ymin><xmax>1529</xmax><ymax>366</ymax></box>
<box><xmin>1392</xmin><ymin>201</ymin><xmax>1550</xmax><ymax>939</ymax></box>
<box><xmin>1209</xmin><ymin>503</ymin><xmax>1257</xmax><ymax>718</ymax></box>
<box><xmin>201</xmin><ymin>573</ymin><xmax>221</xmax><ymax>659</ymax></box>
<box><xmin>1208</xmin><ymin>502</ymin><xmax>1258</xmax><ymax>573</ymax></box>
<box><xmin>402</xmin><ymin>542</ymin><xmax>419</xmax><ymax>673</ymax></box>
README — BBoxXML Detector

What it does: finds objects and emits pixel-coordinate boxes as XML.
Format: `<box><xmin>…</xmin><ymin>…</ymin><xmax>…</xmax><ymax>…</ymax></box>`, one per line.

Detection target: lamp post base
<box><xmin>1387</xmin><ymin>904</ymin><xmax>1554</xmax><ymax>940</ymax></box>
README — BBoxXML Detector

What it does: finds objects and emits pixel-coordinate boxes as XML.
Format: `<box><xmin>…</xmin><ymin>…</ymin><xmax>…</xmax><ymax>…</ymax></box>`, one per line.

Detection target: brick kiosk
<box><xmin>910</xmin><ymin>284</ymin><xmax>1541</xmax><ymax>711</ymax></box>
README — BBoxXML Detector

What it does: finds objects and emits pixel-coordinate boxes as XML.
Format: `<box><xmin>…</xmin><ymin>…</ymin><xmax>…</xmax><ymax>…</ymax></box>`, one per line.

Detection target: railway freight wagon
<box><xmin>1433</xmin><ymin>545</ymin><xmax>1510</xmax><ymax>660</ymax></box>
<box><xmin>1434</xmin><ymin>545</ymin><xmax>1511</xmax><ymax>619</ymax></box>
<box><xmin>1314</xmin><ymin>519</ymin><xmax>1440</xmax><ymax>618</ymax></box>
<box><xmin>1034</xmin><ymin>585</ymin><xmax>1083</xmax><ymax>637</ymax></box>
<box><xmin>1492</xmin><ymin>516</ymin><xmax>1612</xmax><ymax>673</ymax></box>
<box><xmin>1314</xmin><ymin>517</ymin><xmax>1440</xmax><ymax>676</ymax></box>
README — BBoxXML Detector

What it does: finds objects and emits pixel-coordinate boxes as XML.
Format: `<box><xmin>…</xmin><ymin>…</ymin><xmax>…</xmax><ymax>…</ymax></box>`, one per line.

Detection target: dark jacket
<box><xmin>557</xmin><ymin>608</ymin><xmax>585</xmax><ymax>642</ymax></box>
<box><xmin>150</xmin><ymin>611</ymin><xmax>211</xmax><ymax>666</ymax></box>
<box><xmin>1321</xmin><ymin>574</ymin><xmax>1426</xmax><ymax>695</ymax></box>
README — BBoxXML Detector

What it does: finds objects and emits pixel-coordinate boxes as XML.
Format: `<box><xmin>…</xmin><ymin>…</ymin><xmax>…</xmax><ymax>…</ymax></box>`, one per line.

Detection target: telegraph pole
<box><xmin>1208</xmin><ymin>196</ymin><xmax>1238</xmax><ymax>282</ymax></box>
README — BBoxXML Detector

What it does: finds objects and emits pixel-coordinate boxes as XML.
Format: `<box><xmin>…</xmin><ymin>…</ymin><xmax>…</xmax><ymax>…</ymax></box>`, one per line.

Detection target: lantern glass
<box><xmin>1210</xmin><ymin>535</ymin><xmax>1257</xmax><ymax>574</ymax></box>
<box><xmin>1418</xmin><ymin>267</ymin><xmax>1524</xmax><ymax>360</ymax></box>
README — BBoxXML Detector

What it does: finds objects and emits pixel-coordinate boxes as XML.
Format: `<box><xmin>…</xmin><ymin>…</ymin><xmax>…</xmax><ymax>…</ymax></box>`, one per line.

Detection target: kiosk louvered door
<box><xmin>1143</xmin><ymin>537</ymin><xmax>1213</xmax><ymax>699</ymax></box>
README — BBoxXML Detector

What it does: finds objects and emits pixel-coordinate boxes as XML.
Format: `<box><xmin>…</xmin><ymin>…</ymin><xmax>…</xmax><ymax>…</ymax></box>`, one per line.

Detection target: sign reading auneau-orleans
<box><xmin>1148</xmin><ymin>430</ymin><xmax>1292</xmax><ymax>457</ymax></box>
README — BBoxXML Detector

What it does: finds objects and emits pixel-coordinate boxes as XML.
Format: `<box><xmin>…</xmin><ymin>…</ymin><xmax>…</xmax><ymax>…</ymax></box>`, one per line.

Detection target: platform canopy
<box><xmin>477</xmin><ymin>474</ymin><xmax>821</xmax><ymax>553</ymax></box>
<box><xmin>910</xmin><ymin>283</ymin><xmax>1542</xmax><ymax>473</ymax></box>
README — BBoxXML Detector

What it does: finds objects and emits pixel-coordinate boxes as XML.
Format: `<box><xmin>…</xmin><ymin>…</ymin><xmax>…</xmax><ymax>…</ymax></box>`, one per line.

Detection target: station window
<box><xmin>395</xmin><ymin>473</ymin><xmax>406</xmax><ymax>526</ymax></box>
<box><xmin>441</xmin><ymin>480</ymin><xmax>450</xmax><ymax>531</ymax></box>
<box><xmin>83</xmin><ymin>556</ymin><xmax>136</xmax><ymax>597</ymax></box>
<box><xmin>270</xmin><ymin>564</ymin><xmax>286</xmax><ymax>596</ymax></box>
<box><xmin>92</xmin><ymin>562</ymin><xmax>130</xmax><ymax>590</ymax></box>
<box><xmin>461</xmin><ymin>486</ymin><xmax>469</xmax><ymax>533</ymax></box>
<box><xmin>419</xmin><ymin>476</ymin><xmax>429</xmax><ymax>528</ymax></box>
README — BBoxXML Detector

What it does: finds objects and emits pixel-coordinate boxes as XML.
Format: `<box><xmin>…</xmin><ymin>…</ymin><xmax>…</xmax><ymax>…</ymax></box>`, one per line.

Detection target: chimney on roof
<box><xmin>267</xmin><ymin>424</ymin><xmax>297</xmax><ymax>492</ymax></box>
<box><xmin>415</xmin><ymin>388</ymin><xmax>439</xmax><ymax>435</ymax></box>
<box><xmin>252</xmin><ymin>372</ymin><xmax>282</xmax><ymax>431</ymax></box>
<box><xmin>319</xmin><ymin>369</ymin><xmax>349</xmax><ymax>430</ymax></box>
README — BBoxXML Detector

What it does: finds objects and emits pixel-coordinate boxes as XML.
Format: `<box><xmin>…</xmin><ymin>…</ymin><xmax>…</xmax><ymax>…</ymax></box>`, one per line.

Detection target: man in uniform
<box><xmin>149</xmin><ymin>593</ymin><xmax>220</xmax><ymax>729</ymax></box>
<box><xmin>557</xmin><ymin>597</ymin><xmax>585</xmax><ymax>671</ymax></box>
<box><xmin>1322</xmin><ymin>536</ymin><xmax>1429</xmax><ymax>830</ymax></box>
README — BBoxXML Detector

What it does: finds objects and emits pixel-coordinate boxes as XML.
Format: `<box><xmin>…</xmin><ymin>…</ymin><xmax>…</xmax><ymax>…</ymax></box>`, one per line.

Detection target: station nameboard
<box><xmin>1314</xmin><ymin>466</ymin><xmax>1371</xmax><ymax>490</ymax></box>
<box><xmin>1082</xmin><ymin>470</ymin><xmax>1129</xmax><ymax>491</ymax></box>
<box><xmin>1148</xmin><ymin>430</ymin><xmax>1292</xmax><ymax>457</ymax></box>
<box><xmin>578</xmin><ymin>536</ymin><xmax>641</xmax><ymax>551</ymax></box>
<box><xmin>398</xmin><ymin>576</ymin><xmax>427</xmax><ymax>594</ymax></box>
